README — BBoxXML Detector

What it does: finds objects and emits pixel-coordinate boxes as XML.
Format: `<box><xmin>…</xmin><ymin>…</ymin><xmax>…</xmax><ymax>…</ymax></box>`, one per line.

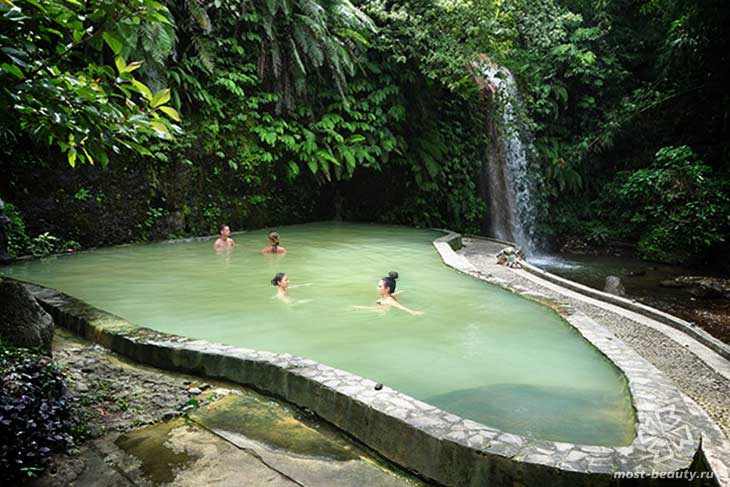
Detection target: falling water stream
<box><xmin>471</xmin><ymin>59</ymin><xmax>541</xmax><ymax>254</ymax></box>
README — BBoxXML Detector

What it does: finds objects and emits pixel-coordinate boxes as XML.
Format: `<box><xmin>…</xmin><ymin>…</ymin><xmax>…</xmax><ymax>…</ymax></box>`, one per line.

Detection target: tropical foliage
<box><xmin>1</xmin><ymin>0</ymin><xmax>729</xmax><ymax>265</ymax></box>
<box><xmin>0</xmin><ymin>0</ymin><xmax>180</xmax><ymax>167</ymax></box>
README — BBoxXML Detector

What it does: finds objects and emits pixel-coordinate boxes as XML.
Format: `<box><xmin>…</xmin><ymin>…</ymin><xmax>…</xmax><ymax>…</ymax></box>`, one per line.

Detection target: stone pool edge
<box><xmin>460</xmin><ymin>232</ymin><xmax>730</xmax><ymax>365</ymax></box>
<box><xmin>432</xmin><ymin>231</ymin><xmax>716</xmax><ymax>482</ymax></box>
<box><xmin>8</xmin><ymin>266</ymin><xmax>708</xmax><ymax>487</ymax></box>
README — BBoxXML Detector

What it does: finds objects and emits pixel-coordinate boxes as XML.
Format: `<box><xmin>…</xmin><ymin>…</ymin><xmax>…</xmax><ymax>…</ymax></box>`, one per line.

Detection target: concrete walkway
<box><xmin>459</xmin><ymin>237</ymin><xmax>730</xmax><ymax>485</ymax></box>
<box><xmin>35</xmin><ymin>330</ymin><xmax>432</xmax><ymax>487</ymax></box>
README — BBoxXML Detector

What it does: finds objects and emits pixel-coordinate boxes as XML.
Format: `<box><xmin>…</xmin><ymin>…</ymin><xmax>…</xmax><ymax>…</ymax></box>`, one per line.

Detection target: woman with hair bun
<box><xmin>271</xmin><ymin>272</ymin><xmax>290</xmax><ymax>302</ymax></box>
<box><xmin>354</xmin><ymin>271</ymin><xmax>423</xmax><ymax>316</ymax></box>
<box><xmin>262</xmin><ymin>230</ymin><xmax>287</xmax><ymax>254</ymax></box>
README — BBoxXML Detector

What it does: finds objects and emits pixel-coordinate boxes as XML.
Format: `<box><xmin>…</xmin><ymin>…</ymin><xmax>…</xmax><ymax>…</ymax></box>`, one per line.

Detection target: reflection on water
<box><xmin>7</xmin><ymin>222</ymin><xmax>635</xmax><ymax>445</ymax></box>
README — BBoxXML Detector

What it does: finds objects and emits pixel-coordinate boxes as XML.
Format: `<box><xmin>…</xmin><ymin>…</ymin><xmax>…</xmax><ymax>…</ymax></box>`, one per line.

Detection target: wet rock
<box><xmin>0</xmin><ymin>279</ymin><xmax>54</xmax><ymax>354</ymax></box>
<box><xmin>623</xmin><ymin>269</ymin><xmax>646</xmax><ymax>277</ymax></box>
<box><xmin>603</xmin><ymin>276</ymin><xmax>626</xmax><ymax>297</ymax></box>
<box><xmin>662</xmin><ymin>276</ymin><xmax>730</xmax><ymax>299</ymax></box>
<box><xmin>559</xmin><ymin>238</ymin><xmax>591</xmax><ymax>254</ymax></box>
<box><xmin>689</xmin><ymin>279</ymin><xmax>730</xmax><ymax>299</ymax></box>
<box><xmin>188</xmin><ymin>387</ymin><xmax>202</xmax><ymax>395</ymax></box>
<box><xmin>659</xmin><ymin>279</ymin><xmax>685</xmax><ymax>288</ymax></box>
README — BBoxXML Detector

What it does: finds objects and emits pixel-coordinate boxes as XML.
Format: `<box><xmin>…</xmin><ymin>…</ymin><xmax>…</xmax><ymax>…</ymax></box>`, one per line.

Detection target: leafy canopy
<box><xmin>0</xmin><ymin>0</ymin><xmax>181</xmax><ymax>167</ymax></box>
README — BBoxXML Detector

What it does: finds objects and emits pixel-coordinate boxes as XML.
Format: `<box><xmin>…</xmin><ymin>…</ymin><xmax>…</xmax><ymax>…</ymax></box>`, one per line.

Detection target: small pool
<box><xmin>7</xmin><ymin>222</ymin><xmax>636</xmax><ymax>445</ymax></box>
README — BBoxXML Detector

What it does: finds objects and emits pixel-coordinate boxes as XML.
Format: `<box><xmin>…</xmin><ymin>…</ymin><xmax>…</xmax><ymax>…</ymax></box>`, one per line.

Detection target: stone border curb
<box><xmin>433</xmin><ymin>233</ymin><xmax>712</xmax><ymax>478</ymax></box>
<box><xmin>6</xmin><ymin>228</ymin><xmax>714</xmax><ymax>486</ymax></box>
<box><xmin>454</xmin><ymin>233</ymin><xmax>730</xmax><ymax>486</ymax></box>
<box><xmin>464</xmin><ymin>234</ymin><xmax>730</xmax><ymax>363</ymax></box>
<box><xmin>520</xmin><ymin>261</ymin><xmax>730</xmax><ymax>363</ymax></box>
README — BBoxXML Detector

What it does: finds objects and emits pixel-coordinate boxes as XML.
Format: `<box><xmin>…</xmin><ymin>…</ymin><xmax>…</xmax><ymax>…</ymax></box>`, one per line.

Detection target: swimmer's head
<box><xmin>378</xmin><ymin>271</ymin><xmax>398</xmax><ymax>296</ymax></box>
<box><xmin>268</xmin><ymin>231</ymin><xmax>280</xmax><ymax>246</ymax></box>
<box><xmin>271</xmin><ymin>272</ymin><xmax>288</xmax><ymax>290</ymax></box>
<box><xmin>218</xmin><ymin>223</ymin><xmax>231</xmax><ymax>238</ymax></box>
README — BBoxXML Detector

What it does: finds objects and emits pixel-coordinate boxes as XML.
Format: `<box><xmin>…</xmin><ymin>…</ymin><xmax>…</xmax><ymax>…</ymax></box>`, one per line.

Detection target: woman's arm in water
<box><xmin>352</xmin><ymin>305</ymin><xmax>385</xmax><ymax>312</ymax></box>
<box><xmin>389</xmin><ymin>300</ymin><xmax>423</xmax><ymax>316</ymax></box>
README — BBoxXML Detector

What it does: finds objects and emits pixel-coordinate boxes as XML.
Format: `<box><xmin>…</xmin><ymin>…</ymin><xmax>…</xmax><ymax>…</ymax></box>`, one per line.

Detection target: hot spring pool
<box><xmin>6</xmin><ymin>222</ymin><xmax>636</xmax><ymax>445</ymax></box>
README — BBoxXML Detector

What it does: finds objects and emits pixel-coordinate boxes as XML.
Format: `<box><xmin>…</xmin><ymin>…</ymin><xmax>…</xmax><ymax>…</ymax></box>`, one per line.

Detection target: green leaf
<box><xmin>104</xmin><ymin>32</ymin><xmax>123</xmax><ymax>55</ymax></box>
<box><xmin>348</xmin><ymin>134</ymin><xmax>366</xmax><ymax>144</ymax></box>
<box><xmin>317</xmin><ymin>149</ymin><xmax>340</xmax><ymax>166</ymax></box>
<box><xmin>82</xmin><ymin>146</ymin><xmax>94</xmax><ymax>165</ymax></box>
<box><xmin>131</xmin><ymin>79</ymin><xmax>153</xmax><ymax>101</ymax></box>
<box><xmin>150</xmin><ymin>88</ymin><xmax>171</xmax><ymax>108</ymax></box>
<box><xmin>67</xmin><ymin>148</ymin><xmax>77</xmax><ymax>168</ymax></box>
<box><xmin>125</xmin><ymin>61</ymin><xmax>143</xmax><ymax>73</ymax></box>
<box><xmin>1</xmin><ymin>63</ymin><xmax>24</xmax><ymax>79</ymax></box>
<box><xmin>150</xmin><ymin>120</ymin><xmax>171</xmax><ymax>138</ymax></box>
<box><xmin>158</xmin><ymin>106</ymin><xmax>181</xmax><ymax>121</ymax></box>
<box><xmin>114</xmin><ymin>56</ymin><xmax>127</xmax><ymax>74</ymax></box>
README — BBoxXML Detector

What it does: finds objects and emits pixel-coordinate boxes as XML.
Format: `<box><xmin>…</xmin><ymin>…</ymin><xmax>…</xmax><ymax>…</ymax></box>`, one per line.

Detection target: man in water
<box><xmin>214</xmin><ymin>224</ymin><xmax>236</xmax><ymax>249</ymax></box>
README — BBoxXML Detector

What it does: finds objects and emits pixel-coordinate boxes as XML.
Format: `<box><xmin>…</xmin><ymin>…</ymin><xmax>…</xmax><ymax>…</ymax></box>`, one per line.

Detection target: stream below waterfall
<box><xmin>531</xmin><ymin>253</ymin><xmax>730</xmax><ymax>344</ymax></box>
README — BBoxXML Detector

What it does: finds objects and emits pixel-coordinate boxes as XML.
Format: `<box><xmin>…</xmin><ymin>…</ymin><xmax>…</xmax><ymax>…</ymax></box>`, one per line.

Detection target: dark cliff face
<box><xmin>0</xmin><ymin>150</ymin><xmax>328</xmax><ymax>249</ymax></box>
<box><xmin>1</xmin><ymin>153</ymin><xmax>152</xmax><ymax>247</ymax></box>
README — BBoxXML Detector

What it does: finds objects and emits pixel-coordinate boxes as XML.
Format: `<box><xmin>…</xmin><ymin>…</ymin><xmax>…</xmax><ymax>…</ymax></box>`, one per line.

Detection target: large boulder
<box><xmin>603</xmin><ymin>275</ymin><xmax>627</xmax><ymax>297</ymax></box>
<box><xmin>0</xmin><ymin>280</ymin><xmax>54</xmax><ymax>354</ymax></box>
<box><xmin>690</xmin><ymin>279</ymin><xmax>730</xmax><ymax>299</ymax></box>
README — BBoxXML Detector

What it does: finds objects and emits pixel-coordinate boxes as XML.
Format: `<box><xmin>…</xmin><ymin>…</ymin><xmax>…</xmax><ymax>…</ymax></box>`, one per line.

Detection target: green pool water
<box><xmin>6</xmin><ymin>222</ymin><xmax>636</xmax><ymax>445</ymax></box>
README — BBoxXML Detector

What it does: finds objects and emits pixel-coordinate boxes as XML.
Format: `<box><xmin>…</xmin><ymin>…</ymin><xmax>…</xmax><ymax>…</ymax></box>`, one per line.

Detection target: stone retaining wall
<box><xmin>10</xmin><ymin>233</ymin><xmax>716</xmax><ymax>486</ymax></box>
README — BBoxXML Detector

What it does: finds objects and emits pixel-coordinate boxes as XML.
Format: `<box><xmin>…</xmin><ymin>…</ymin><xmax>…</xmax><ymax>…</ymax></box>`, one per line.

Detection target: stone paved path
<box><xmin>459</xmin><ymin>237</ymin><xmax>730</xmax><ymax>485</ymax></box>
<box><xmin>34</xmin><ymin>330</ymin><xmax>433</xmax><ymax>487</ymax></box>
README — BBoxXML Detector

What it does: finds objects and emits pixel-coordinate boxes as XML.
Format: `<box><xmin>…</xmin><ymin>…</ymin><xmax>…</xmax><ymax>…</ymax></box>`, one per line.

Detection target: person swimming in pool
<box><xmin>214</xmin><ymin>223</ymin><xmax>235</xmax><ymax>250</ymax></box>
<box><xmin>261</xmin><ymin>230</ymin><xmax>287</xmax><ymax>254</ymax></box>
<box><xmin>353</xmin><ymin>272</ymin><xmax>423</xmax><ymax>316</ymax></box>
<box><xmin>271</xmin><ymin>272</ymin><xmax>290</xmax><ymax>302</ymax></box>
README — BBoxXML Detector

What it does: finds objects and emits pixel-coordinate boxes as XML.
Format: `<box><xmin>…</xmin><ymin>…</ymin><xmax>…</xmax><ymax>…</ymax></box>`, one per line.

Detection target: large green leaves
<box><xmin>256</xmin><ymin>0</ymin><xmax>376</xmax><ymax>109</ymax></box>
<box><xmin>0</xmin><ymin>0</ymin><xmax>181</xmax><ymax>167</ymax></box>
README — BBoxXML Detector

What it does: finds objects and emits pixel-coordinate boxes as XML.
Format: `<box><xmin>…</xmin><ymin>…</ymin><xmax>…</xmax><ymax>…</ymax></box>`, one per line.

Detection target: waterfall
<box><xmin>469</xmin><ymin>57</ymin><xmax>541</xmax><ymax>254</ymax></box>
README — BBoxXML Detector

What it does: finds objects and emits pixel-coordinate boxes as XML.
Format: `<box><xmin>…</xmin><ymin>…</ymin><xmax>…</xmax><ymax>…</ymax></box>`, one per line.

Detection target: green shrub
<box><xmin>0</xmin><ymin>341</ymin><xmax>81</xmax><ymax>484</ymax></box>
<box><xmin>28</xmin><ymin>233</ymin><xmax>60</xmax><ymax>257</ymax></box>
<box><xmin>618</xmin><ymin>146</ymin><xmax>730</xmax><ymax>262</ymax></box>
<box><xmin>3</xmin><ymin>203</ymin><xmax>29</xmax><ymax>256</ymax></box>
